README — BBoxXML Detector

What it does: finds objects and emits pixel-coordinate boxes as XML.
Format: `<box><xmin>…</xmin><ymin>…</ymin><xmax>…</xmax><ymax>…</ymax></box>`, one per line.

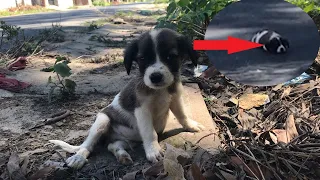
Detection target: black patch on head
<box><xmin>123</xmin><ymin>28</ymin><xmax>199</xmax><ymax>76</ymax></box>
<box><xmin>264</xmin><ymin>38</ymin><xmax>281</xmax><ymax>53</ymax></box>
<box><xmin>177</xmin><ymin>35</ymin><xmax>198</xmax><ymax>66</ymax></box>
<box><xmin>155</xmin><ymin>29</ymin><xmax>199</xmax><ymax>76</ymax></box>
<box><xmin>136</xmin><ymin>34</ymin><xmax>157</xmax><ymax>75</ymax></box>
<box><xmin>123</xmin><ymin>39</ymin><xmax>138</xmax><ymax>75</ymax></box>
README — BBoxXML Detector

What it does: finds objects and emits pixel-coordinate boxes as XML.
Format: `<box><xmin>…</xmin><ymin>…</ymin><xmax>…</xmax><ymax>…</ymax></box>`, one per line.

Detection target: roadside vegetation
<box><xmin>0</xmin><ymin>21</ymin><xmax>72</xmax><ymax>102</ymax></box>
<box><xmin>0</xmin><ymin>5</ymin><xmax>55</xmax><ymax>17</ymax></box>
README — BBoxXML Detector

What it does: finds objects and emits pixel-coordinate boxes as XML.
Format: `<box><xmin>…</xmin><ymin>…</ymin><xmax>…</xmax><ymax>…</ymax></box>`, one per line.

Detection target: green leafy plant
<box><xmin>287</xmin><ymin>0</ymin><xmax>320</xmax><ymax>14</ymax></box>
<box><xmin>1</xmin><ymin>21</ymin><xmax>63</xmax><ymax>59</ymax></box>
<box><xmin>156</xmin><ymin>0</ymin><xmax>237</xmax><ymax>40</ymax></box>
<box><xmin>88</xmin><ymin>22</ymin><xmax>99</xmax><ymax>31</ymax></box>
<box><xmin>42</xmin><ymin>56</ymin><xmax>77</xmax><ymax>103</ymax></box>
<box><xmin>38</xmin><ymin>23</ymin><xmax>65</xmax><ymax>43</ymax></box>
<box><xmin>92</xmin><ymin>0</ymin><xmax>111</xmax><ymax>6</ymax></box>
<box><xmin>0</xmin><ymin>21</ymin><xmax>23</xmax><ymax>49</ymax></box>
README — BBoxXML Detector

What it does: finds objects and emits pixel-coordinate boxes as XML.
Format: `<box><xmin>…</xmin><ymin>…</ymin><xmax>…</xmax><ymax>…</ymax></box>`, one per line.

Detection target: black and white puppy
<box><xmin>251</xmin><ymin>29</ymin><xmax>289</xmax><ymax>54</ymax></box>
<box><xmin>49</xmin><ymin>28</ymin><xmax>205</xmax><ymax>169</ymax></box>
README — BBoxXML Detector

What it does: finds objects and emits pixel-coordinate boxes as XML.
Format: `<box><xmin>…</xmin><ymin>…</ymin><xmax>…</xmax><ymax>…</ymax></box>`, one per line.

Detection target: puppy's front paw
<box><xmin>183</xmin><ymin>119</ymin><xmax>205</xmax><ymax>132</ymax></box>
<box><xmin>145</xmin><ymin>142</ymin><xmax>163</xmax><ymax>163</ymax></box>
<box><xmin>66</xmin><ymin>154</ymin><xmax>88</xmax><ymax>169</ymax></box>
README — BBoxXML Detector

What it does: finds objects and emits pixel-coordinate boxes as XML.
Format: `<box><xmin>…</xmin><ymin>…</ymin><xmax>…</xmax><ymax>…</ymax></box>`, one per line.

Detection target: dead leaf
<box><xmin>20</xmin><ymin>156</ymin><xmax>29</xmax><ymax>176</ymax></box>
<box><xmin>190</xmin><ymin>163</ymin><xmax>205</xmax><ymax>180</ymax></box>
<box><xmin>19</xmin><ymin>148</ymin><xmax>49</xmax><ymax>159</ymax></box>
<box><xmin>237</xmin><ymin>109</ymin><xmax>256</xmax><ymax>130</ymax></box>
<box><xmin>266</xmin><ymin>114</ymin><xmax>298</xmax><ymax>144</ymax></box>
<box><xmin>285</xmin><ymin>114</ymin><xmax>299</xmax><ymax>142</ymax></box>
<box><xmin>310</xmin><ymin>115</ymin><xmax>318</xmax><ymax>121</ymax></box>
<box><xmin>229</xmin><ymin>97</ymin><xmax>239</xmax><ymax>106</ymax></box>
<box><xmin>219</xmin><ymin>170</ymin><xmax>237</xmax><ymax>180</ymax></box>
<box><xmin>163</xmin><ymin>144</ymin><xmax>186</xmax><ymax>180</ymax></box>
<box><xmin>143</xmin><ymin>160</ymin><xmax>164</xmax><ymax>177</ymax></box>
<box><xmin>272</xmin><ymin>84</ymin><xmax>283</xmax><ymax>91</ymax></box>
<box><xmin>7</xmin><ymin>152</ymin><xmax>27</xmax><ymax>180</ymax></box>
<box><xmin>163</xmin><ymin>159</ymin><xmax>185</xmax><ymax>180</ymax></box>
<box><xmin>29</xmin><ymin>166</ymin><xmax>56</xmax><ymax>180</ymax></box>
<box><xmin>281</xmin><ymin>87</ymin><xmax>291</xmax><ymax>99</ymax></box>
<box><xmin>258</xmin><ymin>131</ymin><xmax>278</xmax><ymax>145</ymax></box>
<box><xmin>41</xmin><ymin>160</ymin><xmax>65</xmax><ymax>170</ymax></box>
<box><xmin>301</xmin><ymin>102</ymin><xmax>310</xmax><ymax>118</ymax></box>
<box><xmin>231</xmin><ymin>94</ymin><xmax>270</xmax><ymax>110</ymax></box>
<box><xmin>123</xmin><ymin>170</ymin><xmax>142</xmax><ymax>180</ymax></box>
<box><xmin>230</xmin><ymin>156</ymin><xmax>272</xmax><ymax>179</ymax></box>
<box><xmin>244</xmin><ymin>87</ymin><xmax>253</xmax><ymax>94</ymax></box>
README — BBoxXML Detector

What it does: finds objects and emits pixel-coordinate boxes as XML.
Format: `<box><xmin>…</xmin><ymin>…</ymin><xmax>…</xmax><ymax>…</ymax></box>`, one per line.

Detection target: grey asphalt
<box><xmin>0</xmin><ymin>3</ymin><xmax>154</xmax><ymax>37</ymax></box>
<box><xmin>205</xmin><ymin>0</ymin><xmax>320</xmax><ymax>86</ymax></box>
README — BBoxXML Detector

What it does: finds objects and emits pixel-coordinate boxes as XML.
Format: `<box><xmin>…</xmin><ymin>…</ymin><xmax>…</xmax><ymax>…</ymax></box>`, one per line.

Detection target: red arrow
<box><xmin>193</xmin><ymin>36</ymin><xmax>263</xmax><ymax>54</ymax></box>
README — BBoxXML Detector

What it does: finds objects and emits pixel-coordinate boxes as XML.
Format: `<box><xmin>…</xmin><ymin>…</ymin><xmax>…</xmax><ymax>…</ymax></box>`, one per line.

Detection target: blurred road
<box><xmin>0</xmin><ymin>3</ymin><xmax>157</xmax><ymax>36</ymax></box>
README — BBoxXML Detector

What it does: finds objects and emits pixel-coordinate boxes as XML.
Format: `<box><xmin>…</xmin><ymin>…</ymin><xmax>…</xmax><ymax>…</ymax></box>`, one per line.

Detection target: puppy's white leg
<box><xmin>170</xmin><ymin>83</ymin><xmax>205</xmax><ymax>132</ymax></box>
<box><xmin>57</xmin><ymin>112</ymin><xmax>110</xmax><ymax>169</ymax></box>
<box><xmin>135</xmin><ymin>106</ymin><xmax>163</xmax><ymax>163</ymax></box>
<box><xmin>108</xmin><ymin>141</ymin><xmax>135</xmax><ymax>165</ymax></box>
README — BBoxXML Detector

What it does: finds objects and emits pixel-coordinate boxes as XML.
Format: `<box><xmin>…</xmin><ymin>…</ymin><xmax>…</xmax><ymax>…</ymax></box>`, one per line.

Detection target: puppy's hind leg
<box><xmin>50</xmin><ymin>112</ymin><xmax>111</xmax><ymax>169</ymax></box>
<box><xmin>108</xmin><ymin>141</ymin><xmax>137</xmax><ymax>165</ymax></box>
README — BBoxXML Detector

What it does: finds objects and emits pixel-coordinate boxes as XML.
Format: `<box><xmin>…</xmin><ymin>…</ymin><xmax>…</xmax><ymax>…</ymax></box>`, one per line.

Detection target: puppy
<box><xmin>49</xmin><ymin>28</ymin><xmax>205</xmax><ymax>169</ymax></box>
<box><xmin>251</xmin><ymin>29</ymin><xmax>289</xmax><ymax>54</ymax></box>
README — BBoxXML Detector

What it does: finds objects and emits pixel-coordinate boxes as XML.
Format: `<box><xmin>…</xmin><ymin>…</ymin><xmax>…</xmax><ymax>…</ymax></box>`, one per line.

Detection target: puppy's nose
<box><xmin>150</xmin><ymin>72</ymin><xmax>163</xmax><ymax>84</ymax></box>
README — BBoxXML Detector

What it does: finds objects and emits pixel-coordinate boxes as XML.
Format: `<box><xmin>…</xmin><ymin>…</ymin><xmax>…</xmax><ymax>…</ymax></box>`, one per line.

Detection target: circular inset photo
<box><xmin>204</xmin><ymin>0</ymin><xmax>320</xmax><ymax>86</ymax></box>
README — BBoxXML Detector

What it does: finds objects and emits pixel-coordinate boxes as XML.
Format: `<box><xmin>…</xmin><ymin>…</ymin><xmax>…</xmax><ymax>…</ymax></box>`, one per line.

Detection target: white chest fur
<box><xmin>149</xmin><ymin>90</ymin><xmax>172</xmax><ymax>133</ymax></box>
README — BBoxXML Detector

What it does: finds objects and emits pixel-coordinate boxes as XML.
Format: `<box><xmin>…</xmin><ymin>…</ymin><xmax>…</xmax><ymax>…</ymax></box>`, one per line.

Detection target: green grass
<box><xmin>153</xmin><ymin>0</ymin><xmax>169</xmax><ymax>4</ymax></box>
<box><xmin>83</xmin><ymin>18</ymin><xmax>112</xmax><ymax>27</ymax></box>
<box><xmin>0</xmin><ymin>5</ymin><xmax>55</xmax><ymax>17</ymax></box>
<box><xmin>115</xmin><ymin>11</ymin><xmax>135</xmax><ymax>17</ymax></box>
<box><xmin>92</xmin><ymin>0</ymin><xmax>111</xmax><ymax>6</ymax></box>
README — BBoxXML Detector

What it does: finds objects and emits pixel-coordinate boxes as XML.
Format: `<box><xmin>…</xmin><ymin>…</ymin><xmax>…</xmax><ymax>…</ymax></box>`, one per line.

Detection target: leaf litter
<box><xmin>120</xmin><ymin>64</ymin><xmax>320</xmax><ymax>179</ymax></box>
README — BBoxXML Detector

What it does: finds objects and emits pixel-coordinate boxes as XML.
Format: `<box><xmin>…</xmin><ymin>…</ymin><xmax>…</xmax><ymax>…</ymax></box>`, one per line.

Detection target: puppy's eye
<box><xmin>167</xmin><ymin>54</ymin><xmax>178</xmax><ymax>60</ymax></box>
<box><xmin>137</xmin><ymin>56</ymin><xmax>144</xmax><ymax>61</ymax></box>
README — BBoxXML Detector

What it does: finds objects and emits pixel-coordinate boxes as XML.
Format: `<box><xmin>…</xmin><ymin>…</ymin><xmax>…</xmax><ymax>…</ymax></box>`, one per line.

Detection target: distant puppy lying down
<box><xmin>251</xmin><ymin>29</ymin><xmax>289</xmax><ymax>54</ymax></box>
<box><xmin>49</xmin><ymin>28</ymin><xmax>205</xmax><ymax>169</ymax></box>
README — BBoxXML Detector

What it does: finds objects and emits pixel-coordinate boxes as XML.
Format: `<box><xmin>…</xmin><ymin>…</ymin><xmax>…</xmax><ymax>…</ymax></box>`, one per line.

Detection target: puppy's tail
<box><xmin>49</xmin><ymin>140</ymin><xmax>81</xmax><ymax>153</ymax></box>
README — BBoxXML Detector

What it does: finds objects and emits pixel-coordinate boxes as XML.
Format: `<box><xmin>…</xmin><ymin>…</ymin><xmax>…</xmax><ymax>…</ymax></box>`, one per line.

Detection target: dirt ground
<box><xmin>0</xmin><ymin>9</ymin><xmax>174</xmax><ymax>179</ymax></box>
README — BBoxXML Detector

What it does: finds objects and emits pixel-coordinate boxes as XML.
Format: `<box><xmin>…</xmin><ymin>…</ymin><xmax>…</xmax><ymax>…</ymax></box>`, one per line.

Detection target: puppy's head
<box><xmin>264</xmin><ymin>37</ymin><xmax>289</xmax><ymax>54</ymax></box>
<box><xmin>123</xmin><ymin>28</ymin><xmax>198</xmax><ymax>89</ymax></box>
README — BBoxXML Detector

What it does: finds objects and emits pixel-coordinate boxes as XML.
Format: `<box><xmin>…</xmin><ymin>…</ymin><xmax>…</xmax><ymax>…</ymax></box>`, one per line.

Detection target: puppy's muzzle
<box><xmin>278</xmin><ymin>46</ymin><xmax>286</xmax><ymax>53</ymax></box>
<box><xmin>150</xmin><ymin>72</ymin><xmax>164</xmax><ymax>84</ymax></box>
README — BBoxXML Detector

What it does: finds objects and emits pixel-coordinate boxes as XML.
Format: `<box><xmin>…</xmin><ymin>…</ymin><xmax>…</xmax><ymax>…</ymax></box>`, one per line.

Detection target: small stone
<box><xmin>56</xmin><ymin>122</ymin><xmax>64</xmax><ymax>127</ymax></box>
<box><xmin>44</xmin><ymin>125</ymin><xmax>53</xmax><ymax>129</ymax></box>
<box><xmin>113</xmin><ymin>18</ymin><xmax>126</xmax><ymax>24</ymax></box>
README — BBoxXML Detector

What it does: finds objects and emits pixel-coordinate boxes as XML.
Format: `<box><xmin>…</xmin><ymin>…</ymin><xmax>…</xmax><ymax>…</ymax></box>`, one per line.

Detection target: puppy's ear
<box><xmin>264</xmin><ymin>39</ymin><xmax>278</xmax><ymax>53</ymax></box>
<box><xmin>177</xmin><ymin>35</ymin><xmax>198</xmax><ymax>66</ymax></box>
<box><xmin>123</xmin><ymin>39</ymin><xmax>138</xmax><ymax>75</ymax></box>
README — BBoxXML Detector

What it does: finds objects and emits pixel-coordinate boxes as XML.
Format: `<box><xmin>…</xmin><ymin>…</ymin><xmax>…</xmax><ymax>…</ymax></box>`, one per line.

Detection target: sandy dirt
<box><xmin>0</xmin><ymin>9</ymin><xmax>177</xmax><ymax>179</ymax></box>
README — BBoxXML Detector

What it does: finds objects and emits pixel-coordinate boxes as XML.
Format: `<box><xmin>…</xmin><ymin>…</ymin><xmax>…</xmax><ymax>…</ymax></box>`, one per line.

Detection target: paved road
<box><xmin>205</xmin><ymin>0</ymin><xmax>320</xmax><ymax>86</ymax></box>
<box><xmin>0</xmin><ymin>3</ymin><xmax>157</xmax><ymax>36</ymax></box>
